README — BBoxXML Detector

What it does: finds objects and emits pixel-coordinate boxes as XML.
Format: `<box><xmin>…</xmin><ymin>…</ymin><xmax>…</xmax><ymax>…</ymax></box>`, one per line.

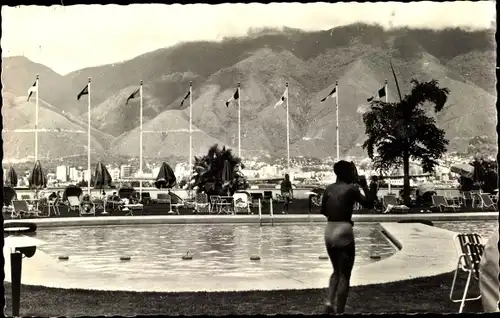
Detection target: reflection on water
<box><xmin>433</xmin><ymin>221</ymin><xmax>498</xmax><ymax>240</ymax></box>
<box><xmin>35</xmin><ymin>223</ymin><xmax>395</xmax><ymax>277</ymax></box>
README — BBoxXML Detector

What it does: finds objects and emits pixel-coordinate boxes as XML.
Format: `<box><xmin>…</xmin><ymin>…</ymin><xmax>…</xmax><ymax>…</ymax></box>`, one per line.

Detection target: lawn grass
<box><xmin>3</xmin><ymin>271</ymin><xmax>483</xmax><ymax>316</ymax></box>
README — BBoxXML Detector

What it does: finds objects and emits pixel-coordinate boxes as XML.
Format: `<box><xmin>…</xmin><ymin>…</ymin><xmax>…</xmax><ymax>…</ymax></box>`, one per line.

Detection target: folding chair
<box><xmin>157</xmin><ymin>193</ymin><xmax>170</xmax><ymax>204</ymax></box>
<box><xmin>195</xmin><ymin>192</ymin><xmax>210</xmax><ymax>214</ymax></box>
<box><xmin>209</xmin><ymin>195</ymin><xmax>220</xmax><ymax>213</ymax></box>
<box><xmin>233</xmin><ymin>192</ymin><xmax>252</xmax><ymax>214</ymax></box>
<box><xmin>12</xmin><ymin>200</ymin><xmax>40</xmax><ymax>219</ymax></box>
<box><xmin>479</xmin><ymin>194</ymin><xmax>497</xmax><ymax>211</ymax></box>
<box><xmin>432</xmin><ymin>195</ymin><xmax>460</xmax><ymax>212</ymax></box>
<box><xmin>450</xmin><ymin>233</ymin><xmax>484</xmax><ymax>313</ymax></box>
<box><xmin>462</xmin><ymin>191</ymin><xmax>475</xmax><ymax>208</ymax></box>
<box><xmin>48</xmin><ymin>197</ymin><xmax>61</xmax><ymax>216</ymax></box>
<box><xmin>67</xmin><ymin>196</ymin><xmax>81</xmax><ymax>214</ymax></box>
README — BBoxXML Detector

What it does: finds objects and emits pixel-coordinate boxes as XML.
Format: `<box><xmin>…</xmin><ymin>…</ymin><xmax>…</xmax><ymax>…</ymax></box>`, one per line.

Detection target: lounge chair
<box><xmin>12</xmin><ymin>200</ymin><xmax>40</xmax><ymax>219</ymax></box>
<box><xmin>157</xmin><ymin>193</ymin><xmax>170</xmax><ymax>204</ymax></box>
<box><xmin>67</xmin><ymin>196</ymin><xmax>81</xmax><ymax>214</ymax></box>
<box><xmin>479</xmin><ymin>194</ymin><xmax>497</xmax><ymax>211</ymax></box>
<box><xmin>382</xmin><ymin>195</ymin><xmax>409</xmax><ymax>213</ymax></box>
<box><xmin>194</xmin><ymin>192</ymin><xmax>210</xmax><ymax>214</ymax></box>
<box><xmin>168</xmin><ymin>192</ymin><xmax>184</xmax><ymax>215</ymax></box>
<box><xmin>432</xmin><ymin>195</ymin><xmax>460</xmax><ymax>212</ymax></box>
<box><xmin>450</xmin><ymin>233</ymin><xmax>484</xmax><ymax>313</ymax></box>
<box><xmin>233</xmin><ymin>192</ymin><xmax>251</xmax><ymax>214</ymax></box>
<box><xmin>462</xmin><ymin>191</ymin><xmax>475</xmax><ymax>208</ymax></box>
<box><xmin>79</xmin><ymin>196</ymin><xmax>96</xmax><ymax>216</ymax></box>
<box><xmin>141</xmin><ymin>192</ymin><xmax>152</xmax><ymax>204</ymax></box>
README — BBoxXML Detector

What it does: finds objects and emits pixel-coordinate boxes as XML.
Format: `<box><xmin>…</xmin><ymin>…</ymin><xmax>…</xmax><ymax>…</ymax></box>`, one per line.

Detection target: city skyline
<box><xmin>2</xmin><ymin>2</ymin><xmax>495</xmax><ymax>75</ymax></box>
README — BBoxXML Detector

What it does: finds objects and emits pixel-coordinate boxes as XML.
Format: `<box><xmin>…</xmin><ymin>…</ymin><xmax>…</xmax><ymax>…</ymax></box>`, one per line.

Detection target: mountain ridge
<box><xmin>3</xmin><ymin>23</ymin><xmax>497</xmax><ymax>161</ymax></box>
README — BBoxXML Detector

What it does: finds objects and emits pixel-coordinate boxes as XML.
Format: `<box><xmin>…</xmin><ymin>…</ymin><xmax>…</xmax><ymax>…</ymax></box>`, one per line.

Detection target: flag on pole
<box><xmin>274</xmin><ymin>87</ymin><xmax>288</xmax><ymax>108</ymax></box>
<box><xmin>320</xmin><ymin>86</ymin><xmax>337</xmax><ymax>102</ymax></box>
<box><xmin>180</xmin><ymin>91</ymin><xmax>190</xmax><ymax>107</ymax></box>
<box><xmin>367</xmin><ymin>85</ymin><xmax>386</xmax><ymax>102</ymax></box>
<box><xmin>77</xmin><ymin>84</ymin><xmax>89</xmax><ymax>100</ymax></box>
<box><xmin>27</xmin><ymin>80</ymin><xmax>37</xmax><ymax>101</ymax></box>
<box><xmin>126</xmin><ymin>88</ymin><xmax>140</xmax><ymax>105</ymax></box>
<box><xmin>225</xmin><ymin>88</ymin><xmax>239</xmax><ymax>107</ymax></box>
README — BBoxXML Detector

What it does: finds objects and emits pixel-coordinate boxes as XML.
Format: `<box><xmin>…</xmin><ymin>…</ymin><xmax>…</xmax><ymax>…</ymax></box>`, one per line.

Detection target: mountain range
<box><xmin>2</xmin><ymin>23</ymin><xmax>497</xmax><ymax>163</ymax></box>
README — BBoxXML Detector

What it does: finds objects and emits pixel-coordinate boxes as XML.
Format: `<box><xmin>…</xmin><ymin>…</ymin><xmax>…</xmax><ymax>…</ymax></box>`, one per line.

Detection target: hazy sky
<box><xmin>2</xmin><ymin>2</ymin><xmax>496</xmax><ymax>75</ymax></box>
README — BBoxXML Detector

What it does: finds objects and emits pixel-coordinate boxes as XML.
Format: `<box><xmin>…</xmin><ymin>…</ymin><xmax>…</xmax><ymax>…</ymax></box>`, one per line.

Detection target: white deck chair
<box><xmin>12</xmin><ymin>200</ymin><xmax>40</xmax><ymax>219</ymax></box>
<box><xmin>194</xmin><ymin>192</ymin><xmax>210</xmax><ymax>214</ymax></box>
<box><xmin>479</xmin><ymin>194</ymin><xmax>497</xmax><ymax>211</ymax></box>
<box><xmin>67</xmin><ymin>196</ymin><xmax>80</xmax><ymax>213</ymax></box>
<box><xmin>233</xmin><ymin>192</ymin><xmax>251</xmax><ymax>214</ymax></box>
<box><xmin>450</xmin><ymin>233</ymin><xmax>484</xmax><ymax>313</ymax></box>
<box><xmin>432</xmin><ymin>195</ymin><xmax>460</xmax><ymax>212</ymax></box>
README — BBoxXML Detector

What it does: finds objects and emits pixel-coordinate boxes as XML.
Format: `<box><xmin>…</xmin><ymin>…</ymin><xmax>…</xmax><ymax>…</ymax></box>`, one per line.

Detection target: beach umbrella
<box><xmin>418</xmin><ymin>183</ymin><xmax>436</xmax><ymax>195</ymax></box>
<box><xmin>63</xmin><ymin>185</ymin><xmax>83</xmax><ymax>201</ymax></box>
<box><xmin>450</xmin><ymin>164</ymin><xmax>474</xmax><ymax>178</ymax></box>
<box><xmin>28</xmin><ymin>160</ymin><xmax>47</xmax><ymax>190</ymax></box>
<box><xmin>5</xmin><ymin>167</ymin><xmax>18</xmax><ymax>187</ymax></box>
<box><xmin>91</xmin><ymin>161</ymin><xmax>113</xmax><ymax>189</ymax></box>
<box><xmin>3</xmin><ymin>186</ymin><xmax>17</xmax><ymax>206</ymax></box>
<box><xmin>155</xmin><ymin>162</ymin><xmax>176</xmax><ymax>189</ymax></box>
<box><xmin>222</xmin><ymin>160</ymin><xmax>233</xmax><ymax>195</ymax></box>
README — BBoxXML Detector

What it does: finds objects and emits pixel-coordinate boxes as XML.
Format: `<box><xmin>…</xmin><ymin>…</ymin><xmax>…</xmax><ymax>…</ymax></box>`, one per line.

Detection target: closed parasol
<box><xmin>155</xmin><ymin>162</ymin><xmax>176</xmax><ymax>189</ymax></box>
<box><xmin>222</xmin><ymin>160</ymin><xmax>234</xmax><ymax>195</ymax></box>
<box><xmin>91</xmin><ymin>161</ymin><xmax>113</xmax><ymax>189</ymax></box>
<box><xmin>5</xmin><ymin>167</ymin><xmax>18</xmax><ymax>187</ymax></box>
<box><xmin>29</xmin><ymin>160</ymin><xmax>47</xmax><ymax>190</ymax></box>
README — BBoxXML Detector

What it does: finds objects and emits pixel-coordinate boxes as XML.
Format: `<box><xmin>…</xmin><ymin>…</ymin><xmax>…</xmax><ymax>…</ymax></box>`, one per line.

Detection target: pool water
<box><xmin>433</xmin><ymin>221</ymin><xmax>498</xmax><ymax>241</ymax></box>
<box><xmin>34</xmin><ymin>223</ymin><xmax>395</xmax><ymax>277</ymax></box>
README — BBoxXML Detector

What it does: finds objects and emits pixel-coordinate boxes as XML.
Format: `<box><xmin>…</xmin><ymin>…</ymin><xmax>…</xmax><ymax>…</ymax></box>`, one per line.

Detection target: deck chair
<box><xmin>479</xmin><ymin>194</ymin><xmax>497</xmax><ymax>211</ymax></box>
<box><xmin>141</xmin><ymin>192</ymin><xmax>152</xmax><ymax>204</ymax></box>
<box><xmin>168</xmin><ymin>192</ymin><xmax>184</xmax><ymax>215</ymax></box>
<box><xmin>462</xmin><ymin>191</ymin><xmax>475</xmax><ymax>208</ymax></box>
<box><xmin>233</xmin><ymin>192</ymin><xmax>251</xmax><ymax>214</ymax></box>
<box><xmin>194</xmin><ymin>192</ymin><xmax>210</xmax><ymax>214</ymax></box>
<box><xmin>12</xmin><ymin>200</ymin><xmax>40</xmax><ymax>219</ymax></box>
<box><xmin>157</xmin><ymin>193</ymin><xmax>170</xmax><ymax>204</ymax></box>
<box><xmin>432</xmin><ymin>195</ymin><xmax>460</xmax><ymax>212</ymax></box>
<box><xmin>79</xmin><ymin>197</ymin><xmax>96</xmax><ymax>216</ymax></box>
<box><xmin>209</xmin><ymin>195</ymin><xmax>220</xmax><ymax>213</ymax></box>
<box><xmin>48</xmin><ymin>198</ymin><xmax>61</xmax><ymax>217</ymax></box>
<box><xmin>450</xmin><ymin>233</ymin><xmax>485</xmax><ymax>313</ymax></box>
<box><xmin>67</xmin><ymin>196</ymin><xmax>80</xmax><ymax>214</ymax></box>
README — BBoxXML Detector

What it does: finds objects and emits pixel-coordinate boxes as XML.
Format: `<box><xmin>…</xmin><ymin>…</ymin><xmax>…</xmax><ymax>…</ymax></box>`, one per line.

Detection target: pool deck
<box><xmin>4</xmin><ymin>211</ymin><xmax>497</xmax><ymax>228</ymax></box>
<box><xmin>3</xmin><ymin>221</ymin><xmax>464</xmax><ymax>293</ymax></box>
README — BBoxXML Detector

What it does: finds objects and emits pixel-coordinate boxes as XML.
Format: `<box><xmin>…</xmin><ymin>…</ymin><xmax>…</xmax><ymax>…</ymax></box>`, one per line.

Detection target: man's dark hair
<box><xmin>333</xmin><ymin>160</ymin><xmax>354</xmax><ymax>182</ymax></box>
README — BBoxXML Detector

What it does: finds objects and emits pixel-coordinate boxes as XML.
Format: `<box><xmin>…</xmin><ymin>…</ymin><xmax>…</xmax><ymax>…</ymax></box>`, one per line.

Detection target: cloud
<box><xmin>1</xmin><ymin>2</ymin><xmax>495</xmax><ymax>74</ymax></box>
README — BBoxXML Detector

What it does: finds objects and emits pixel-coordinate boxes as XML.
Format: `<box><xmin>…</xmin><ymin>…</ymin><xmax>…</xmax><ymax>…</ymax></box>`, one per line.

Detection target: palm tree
<box><xmin>189</xmin><ymin>144</ymin><xmax>248</xmax><ymax>196</ymax></box>
<box><xmin>362</xmin><ymin>79</ymin><xmax>450</xmax><ymax>205</ymax></box>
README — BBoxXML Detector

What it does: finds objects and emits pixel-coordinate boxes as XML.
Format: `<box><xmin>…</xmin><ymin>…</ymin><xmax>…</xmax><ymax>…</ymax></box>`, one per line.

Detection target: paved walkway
<box><xmin>3</xmin><ymin>222</ymin><xmax>460</xmax><ymax>292</ymax></box>
<box><xmin>4</xmin><ymin>211</ymin><xmax>497</xmax><ymax>228</ymax></box>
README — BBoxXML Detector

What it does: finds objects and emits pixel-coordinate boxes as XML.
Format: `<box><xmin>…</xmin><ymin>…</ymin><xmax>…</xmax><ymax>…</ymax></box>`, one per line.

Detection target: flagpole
<box><xmin>139</xmin><ymin>80</ymin><xmax>144</xmax><ymax>197</ymax></box>
<box><xmin>35</xmin><ymin>74</ymin><xmax>39</xmax><ymax>164</ymax></box>
<box><xmin>335</xmin><ymin>80</ymin><xmax>339</xmax><ymax>161</ymax></box>
<box><xmin>286</xmin><ymin>82</ymin><xmax>290</xmax><ymax>171</ymax></box>
<box><xmin>238</xmin><ymin>82</ymin><xmax>241</xmax><ymax>158</ymax></box>
<box><xmin>87</xmin><ymin>77</ymin><xmax>91</xmax><ymax>196</ymax></box>
<box><xmin>385</xmin><ymin>79</ymin><xmax>388</xmax><ymax>103</ymax></box>
<box><xmin>189</xmin><ymin>81</ymin><xmax>193</xmax><ymax>170</ymax></box>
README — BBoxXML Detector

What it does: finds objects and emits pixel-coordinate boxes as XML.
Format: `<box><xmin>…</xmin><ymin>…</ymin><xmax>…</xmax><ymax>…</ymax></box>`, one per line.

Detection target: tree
<box><xmin>189</xmin><ymin>144</ymin><xmax>248</xmax><ymax>196</ymax></box>
<box><xmin>362</xmin><ymin>79</ymin><xmax>450</xmax><ymax>205</ymax></box>
<box><xmin>470</xmin><ymin>157</ymin><xmax>498</xmax><ymax>193</ymax></box>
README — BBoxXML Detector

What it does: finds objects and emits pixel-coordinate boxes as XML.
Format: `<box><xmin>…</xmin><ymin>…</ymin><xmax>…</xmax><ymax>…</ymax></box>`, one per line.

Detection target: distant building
<box><xmin>109</xmin><ymin>168</ymin><xmax>120</xmax><ymax>181</ymax></box>
<box><xmin>56</xmin><ymin>165</ymin><xmax>69</xmax><ymax>182</ymax></box>
<box><xmin>69</xmin><ymin>167</ymin><xmax>79</xmax><ymax>182</ymax></box>
<box><xmin>120</xmin><ymin>164</ymin><xmax>132</xmax><ymax>178</ymax></box>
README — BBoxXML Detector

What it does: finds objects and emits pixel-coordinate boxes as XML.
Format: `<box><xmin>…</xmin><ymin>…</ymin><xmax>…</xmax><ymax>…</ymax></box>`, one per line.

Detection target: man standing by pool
<box><xmin>280</xmin><ymin>174</ymin><xmax>293</xmax><ymax>214</ymax></box>
<box><xmin>321</xmin><ymin>161</ymin><xmax>377</xmax><ymax>314</ymax></box>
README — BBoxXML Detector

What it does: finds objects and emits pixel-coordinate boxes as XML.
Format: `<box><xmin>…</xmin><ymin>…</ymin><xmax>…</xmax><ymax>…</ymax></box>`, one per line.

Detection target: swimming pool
<box><xmin>34</xmin><ymin>223</ymin><xmax>395</xmax><ymax>277</ymax></box>
<box><xmin>433</xmin><ymin>221</ymin><xmax>498</xmax><ymax>240</ymax></box>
